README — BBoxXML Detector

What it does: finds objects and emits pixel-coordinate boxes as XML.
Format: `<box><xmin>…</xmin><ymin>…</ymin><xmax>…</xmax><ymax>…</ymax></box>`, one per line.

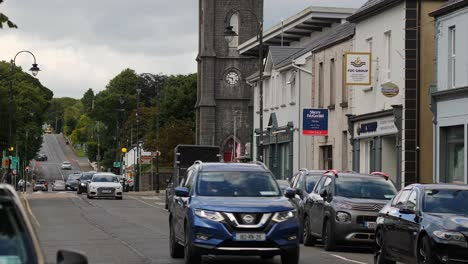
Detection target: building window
<box><xmin>384</xmin><ymin>31</ymin><xmax>391</xmax><ymax>81</ymax></box>
<box><xmin>289</xmin><ymin>71</ymin><xmax>296</xmax><ymax>103</ymax></box>
<box><xmin>330</xmin><ymin>58</ymin><xmax>336</xmax><ymax>106</ymax></box>
<box><xmin>320</xmin><ymin>145</ymin><xmax>333</xmax><ymax>170</ymax></box>
<box><xmin>366</xmin><ymin>37</ymin><xmax>373</xmax><ymax>53</ymax></box>
<box><xmin>341</xmin><ymin>54</ymin><xmax>348</xmax><ymax>103</ymax></box>
<box><xmin>440</xmin><ymin>125</ymin><xmax>464</xmax><ymax>183</ymax></box>
<box><xmin>319</xmin><ymin>62</ymin><xmax>324</xmax><ymax>108</ymax></box>
<box><xmin>281</xmin><ymin>72</ymin><xmax>287</xmax><ymax>105</ymax></box>
<box><xmin>342</xmin><ymin>131</ymin><xmax>348</xmax><ymax>170</ymax></box>
<box><xmin>449</xmin><ymin>26</ymin><xmax>456</xmax><ymax>88</ymax></box>
<box><xmin>228</xmin><ymin>13</ymin><xmax>239</xmax><ymax>48</ymax></box>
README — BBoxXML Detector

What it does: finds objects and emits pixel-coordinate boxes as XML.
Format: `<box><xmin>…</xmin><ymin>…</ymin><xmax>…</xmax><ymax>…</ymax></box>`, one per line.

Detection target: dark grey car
<box><xmin>66</xmin><ymin>173</ymin><xmax>81</xmax><ymax>190</ymax></box>
<box><xmin>303</xmin><ymin>171</ymin><xmax>397</xmax><ymax>251</ymax></box>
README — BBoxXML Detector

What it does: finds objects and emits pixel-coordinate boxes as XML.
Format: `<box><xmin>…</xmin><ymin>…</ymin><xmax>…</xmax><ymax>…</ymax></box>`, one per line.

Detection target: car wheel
<box><xmin>374</xmin><ymin>229</ymin><xmax>396</xmax><ymax>264</ymax></box>
<box><xmin>303</xmin><ymin>215</ymin><xmax>316</xmax><ymax>246</ymax></box>
<box><xmin>87</xmin><ymin>193</ymin><xmax>93</xmax><ymax>199</ymax></box>
<box><xmin>116</xmin><ymin>196</ymin><xmax>123</xmax><ymax>200</ymax></box>
<box><xmin>184</xmin><ymin>224</ymin><xmax>201</xmax><ymax>264</ymax></box>
<box><xmin>418</xmin><ymin>236</ymin><xmax>438</xmax><ymax>264</ymax></box>
<box><xmin>169</xmin><ymin>219</ymin><xmax>184</xmax><ymax>258</ymax></box>
<box><xmin>281</xmin><ymin>247</ymin><xmax>299</xmax><ymax>264</ymax></box>
<box><xmin>77</xmin><ymin>189</ymin><xmax>82</xmax><ymax>194</ymax></box>
<box><xmin>323</xmin><ymin>219</ymin><xmax>336</xmax><ymax>251</ymax></box>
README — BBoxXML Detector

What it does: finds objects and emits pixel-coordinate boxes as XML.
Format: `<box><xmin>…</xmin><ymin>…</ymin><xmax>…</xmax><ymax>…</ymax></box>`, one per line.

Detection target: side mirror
<box><xmin>295</xmin><ymin>188</ymin><xmax>303</xmax><ymax>196</ymax></box>
<box><xmin>57</xmin><ymin>250</ymin><xmax>88</xmax><ymax>264</ymax></box>
<box><xmin>284</xmin><ymin>188</ymin><xmax>296</xmax><ymax>199</ymax></box>
<box><xmin>399</xmin><ymin>205</ymin><xmax>416</xmax><ymax>215</ymax></box>
<box><xmin>319</xmin><ymin>188</ymin><xmax>328</xmax><ymax>199</ymax></box>
<box><xmin>175</xmin><ymin>186</ymin><xmax>190</xmax><ymax>197</ymax></box>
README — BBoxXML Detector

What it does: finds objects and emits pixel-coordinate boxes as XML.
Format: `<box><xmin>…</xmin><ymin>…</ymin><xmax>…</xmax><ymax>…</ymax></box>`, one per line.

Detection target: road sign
<box><xmin>10</xmin><ymin>156</ymin><xmax>19</xmax><ymax>170</ymax></box>
<box><xmin>140</xmin><ymin>156</ymin><xmax>152</xmax><ymax>165</ymax></box>
<box><xmin>113</xmin><ymin>162</ymin><xmax>121</xmax><ymax>168</ymax></box>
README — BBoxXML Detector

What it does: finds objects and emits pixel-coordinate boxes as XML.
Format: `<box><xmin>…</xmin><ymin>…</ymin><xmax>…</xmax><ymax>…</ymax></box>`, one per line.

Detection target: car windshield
<box><xmin>63</xmin><ymin>161</ymin><xmax>70</xmax><ymax>164</ymax></box>
<box><xmin>305</xmin><ymin>175</ymin><xmax>321</xmax><ymax>193</ymax></box>
<box><xmin>0</xmin><ymin>199</ymin><xmax>36</xmax><ymax>264</ymax></box>
<box><xmin>54</xmin><ymin>181</ymin><xmax>64</xmax><ymax>184</ymax></box>
<box><xmin>92</xmin><ymin>175</ymin><xmax>119</xmax><ymax>183</ymax></box>
<box><xmin>67</xmin><ymin>175</ymin><xmax>80</xmax><ymax>181</ymax></box>
<box><xmin>335</xmin><ymin>177</ymin><xmax>397</xmax><ymax>200</ymax></box>
<box><xmin>81</xmin><ymin>174</ymin><xmax>94</xmax><ymax>180</ymax></box>
<box><xmin>196</xmin><ymin>171</ymin><xmax>281</xmax><ymax>197</ymax></box>
<box><xmin>424</xmin><ymin>189</ymin><xmax>468</xmax><ymax>214</ymax></box>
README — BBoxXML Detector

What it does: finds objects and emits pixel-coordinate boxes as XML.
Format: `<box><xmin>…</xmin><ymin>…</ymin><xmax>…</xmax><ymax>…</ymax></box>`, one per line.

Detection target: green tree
<box><xmin>81</xmin><ymin>88</ymin><xmax>94</xmax><ymax>114</ymax></box>
<box><xmin>160</xmin><ymin>74</ymin><xmax>197</xmax><ymax>125</ymax></box>
<box><xmin>0</xmin><ymin>0</ymin><xmax>17</xmax><ymax>29</ymax></box>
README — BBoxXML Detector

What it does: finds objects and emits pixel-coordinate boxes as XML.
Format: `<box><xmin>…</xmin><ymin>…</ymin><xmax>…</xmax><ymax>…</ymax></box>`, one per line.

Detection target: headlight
<box><xmin>336</xmin><ymin>211</ymin><xmax>351</xmax><ymax>222</ymax></box>
<box><xmin>272</xmin><ymin>210</ymin><xmax>296</xmax><ymax>223</ymax></box>
<box><xmin>194</xmin><ymin>209</ymin><xmax>225</xmax><ymax>222</ymax></box>
<box><xmin>116</xmin><ymin>185</ymin><xmax>122</xmax><ymax>190</ymax></box>
<box><xmin>433</xmin><ymin>231</ymin><xmax>466</xmax><ymax>242</ymax></box>
<box><xmin>81</xmin><ymin>183</ymin><xmax>86</xmax><ymax>186</ymax></box>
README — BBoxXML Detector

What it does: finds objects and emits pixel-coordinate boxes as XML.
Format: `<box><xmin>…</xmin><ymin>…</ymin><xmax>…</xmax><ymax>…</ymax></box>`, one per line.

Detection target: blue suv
<box><xmin>169</xmin><ymin>162</ymin><xmax>299</xmax><ymax>264</ymax></box>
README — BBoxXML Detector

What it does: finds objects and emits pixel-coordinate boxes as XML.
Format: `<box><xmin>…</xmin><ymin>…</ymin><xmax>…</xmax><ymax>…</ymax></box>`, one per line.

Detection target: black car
<box><xmin>374</xmin><ymin>184</ymin><xmax>468</xmax><ymax>264</ymax></box>
<box><xmin>77</xmin><ymin>172</ymin><xmax>96</xmax><ymax>194</ymax></box>
<box><xmin>288</xmin><ymin>169</ymin><xmax>325</xmax><ymax>242</ymax></box>
<box><xmin>34</xmin><ymin>153</ymin><xmax>48</xmax><ymax>161</ymax></box>
<box><xmin>66</xmin><ymin>173</ymin><xmax>81</xmax><ymax>191</ymax></box>
<box><xmin>0</xmin><ymin>184</ymin><xmax>88</xmax><ymax>264</ymax></box>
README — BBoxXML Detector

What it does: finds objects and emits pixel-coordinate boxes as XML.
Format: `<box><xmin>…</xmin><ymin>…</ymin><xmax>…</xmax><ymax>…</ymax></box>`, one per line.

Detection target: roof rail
<box><xmin>371</xmin><ymin>172</ymin><xmax>389</xmax><ymax>180</ymax></box>
<box><xmin>253</xmin><ymin>161</ymin><xmax>269</xmax><ymax>170</ymax></box>
<box><xmin>194</xmin><ymin>160</ymin><xmax>203</xmax><ymax>168</ymax></box>
<box><xmin>324</xmin><ymin>170</ymin><xmax>339</xmax><ymax>176</ymax></box>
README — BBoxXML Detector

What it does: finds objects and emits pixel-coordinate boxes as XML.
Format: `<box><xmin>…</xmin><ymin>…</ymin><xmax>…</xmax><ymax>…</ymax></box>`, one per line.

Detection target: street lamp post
<box><xmin>224</xmin><ymin>10</ymin><xmax>264</xmax><ymax>162</ymax></box>
<box><xmin>135</xmin><ymin>88</ymin><xmax>141</xmax><ymax>192</ymax></box>
<box><xmin>9</xmin><ymin>51</ymin><xmax>40</xmax><ymax>188</ymax></box>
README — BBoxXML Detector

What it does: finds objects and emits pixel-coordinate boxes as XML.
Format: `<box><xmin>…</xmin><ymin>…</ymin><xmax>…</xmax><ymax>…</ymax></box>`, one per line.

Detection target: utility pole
<box><xmin>135</xmin><ymin>88</ymin><xmax>141</xmax><ymax>192</ymax></box>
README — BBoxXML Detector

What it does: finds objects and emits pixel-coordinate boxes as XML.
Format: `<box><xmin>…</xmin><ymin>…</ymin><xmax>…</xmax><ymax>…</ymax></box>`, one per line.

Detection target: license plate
<box><xmin>365</xmin><ymin>222</ymin><xmax>376</xmax><ymax>229</ymax></box>
<box><xmin>234</xmin><ymin>233</ymin><xmax>266</xmax><ymax>241</ymax></box>
<box><xmin>102</xmin><ymin>190</ymin><xmax>112</xmax><ymax>193</ymax></box>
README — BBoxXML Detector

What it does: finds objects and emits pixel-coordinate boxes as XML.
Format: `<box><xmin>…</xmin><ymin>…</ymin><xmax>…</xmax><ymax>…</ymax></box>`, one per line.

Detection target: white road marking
<box><xmin>330</xmin><ymin>254</ymin><xmax>368</xmax><ymax>264</ymax></box>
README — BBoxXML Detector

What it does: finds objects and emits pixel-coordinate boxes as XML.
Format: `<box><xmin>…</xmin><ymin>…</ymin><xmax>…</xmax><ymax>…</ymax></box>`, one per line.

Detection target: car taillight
<box><xmin>44</xmin><ymin>183</ymin><xmax>48</xmax><ymax>186</ymax></box>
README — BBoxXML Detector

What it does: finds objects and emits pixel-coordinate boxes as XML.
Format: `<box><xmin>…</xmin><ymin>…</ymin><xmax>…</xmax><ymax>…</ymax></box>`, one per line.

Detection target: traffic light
<box><xmin>8</xmin><ymin>146</ymin><xmax>14</xmax><ymax>152</ymax></box>
<box><xmin>2</xmin><ymin>158</ymin><xmax>10</xmax><ymax>168</ymax></box>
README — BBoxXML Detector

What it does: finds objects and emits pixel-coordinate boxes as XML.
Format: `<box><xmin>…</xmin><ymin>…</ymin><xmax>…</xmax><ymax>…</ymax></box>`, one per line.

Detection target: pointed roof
<box><xmin>269</xmin><ymin>46</ymin><xmax>305</xmax><ymax>66</ymax></box>
<box><xmin>430</xmin><ymin>0</ymin><xmax>468</xmax><ymax>17</ymax></box>
<box><xmin>347</xmin><ymin>0</ymin><xmax>403</xmax><ymax>22</ymax></box>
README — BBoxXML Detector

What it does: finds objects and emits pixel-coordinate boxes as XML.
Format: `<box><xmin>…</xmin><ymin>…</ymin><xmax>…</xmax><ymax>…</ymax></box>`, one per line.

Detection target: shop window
<box><xmin>440</xmin><ymin>125</ymin><xmax>465</xmax><ymax>183</ymax></box>
<box><xmin>320</xmin><ymin>145</ymin><xmax>333</xmax><ymax>170</ymax></box>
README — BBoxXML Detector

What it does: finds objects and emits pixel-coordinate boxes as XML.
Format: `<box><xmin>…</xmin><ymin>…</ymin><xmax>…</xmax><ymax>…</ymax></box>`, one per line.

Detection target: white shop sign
<box><xmin>354</xmin><ymin>115</ymin><xmax>397</xmax><ymax>139</ymax></box>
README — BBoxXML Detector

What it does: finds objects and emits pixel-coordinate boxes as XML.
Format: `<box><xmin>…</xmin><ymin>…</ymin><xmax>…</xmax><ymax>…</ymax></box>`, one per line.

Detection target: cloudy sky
<box><xmin>0</xmin><ymin>0</ymin><xmax>366</xmax><ymax>98</ymax></box>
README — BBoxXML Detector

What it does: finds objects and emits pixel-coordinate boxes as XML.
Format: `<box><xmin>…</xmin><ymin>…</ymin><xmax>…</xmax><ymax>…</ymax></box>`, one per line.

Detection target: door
<box><xmin>311</xmin><ymin>177</ymin><xmax>332</xmax><ymax>236</ymax></box>
<box><xmin>385</xmin><ymin>189</ymin><xmax>412</xmax><ymax>258</ymax></box>
<box><xmin>173</xmin><ymin>169</ymin><xmax>193</xmax><ymax>240</ymax></box>
<box><xmin>398</xmin><ymin>190</ymin><xmax>420</xmax><ymax>261</ymax></box>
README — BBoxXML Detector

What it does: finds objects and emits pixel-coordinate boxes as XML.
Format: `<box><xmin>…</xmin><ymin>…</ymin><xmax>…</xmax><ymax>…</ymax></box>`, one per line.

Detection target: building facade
<box><xmin>195</xmin><ymin>0</ymin><xmax>263</xmax><ymax>161</ymax></box>
<box><xmin>241</xmin><ymin>7</ymin><xmax>355</xmax><ymax>178</ymax></box>
<box><xmin>431</xmin><ymin>0</ymin><xmax>468</xmax><ymax>184</ymax></box>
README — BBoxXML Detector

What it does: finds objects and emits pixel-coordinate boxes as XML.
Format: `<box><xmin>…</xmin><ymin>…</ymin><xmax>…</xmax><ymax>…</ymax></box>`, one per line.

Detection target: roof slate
<box><xmin>269</xmin><ymin>46</ymin><xmax>304</xmax><ymax>66</ymax></box>
<box><xmin>347</xmin><ymin>0</ymin><xmax>402</xmax><ymax>22</ymax></box>
<box><xmin>430</xmin><ymin>0</ymin><xmax>468</xmax><ymax>17</ymax></box>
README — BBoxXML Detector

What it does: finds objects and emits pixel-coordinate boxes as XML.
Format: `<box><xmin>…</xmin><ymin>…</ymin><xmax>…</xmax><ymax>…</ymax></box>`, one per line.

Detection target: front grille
<box><xmin>97</xmin><ymin>187</ymin><xmax>115</xmax><ymax>195</ymax></box>
<box><xmin>351</xmin><ymin>204</ymin><xmax>384</xmax><ymax>212</ymax></box>
<box><xmin>222</xmin><ymin>212</ymin><xmax>273</xmax><ymax>233</ymax></box>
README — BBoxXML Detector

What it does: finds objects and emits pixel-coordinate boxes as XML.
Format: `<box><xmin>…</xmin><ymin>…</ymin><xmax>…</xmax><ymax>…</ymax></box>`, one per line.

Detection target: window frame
<box><xmin>449</xmin><ymin>26</ymin><xmax>456</xmax><ymax>88</ymax></box>
<box><xmin>384</xmin><ymin>31</ymin><xmax>392</xmax><ymax>81</ymax></box>
<box><xmin>330</xmin><ymin>58</ymin><xmax>336</xmax><ymax>107</ymax></box>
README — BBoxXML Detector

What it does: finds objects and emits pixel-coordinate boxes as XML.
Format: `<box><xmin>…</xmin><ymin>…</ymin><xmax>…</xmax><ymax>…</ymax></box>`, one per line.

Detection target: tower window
<box><xmin>229</xmin><ymin>13</ymin><xmax>239</xmax><ymax>48</ymax></box>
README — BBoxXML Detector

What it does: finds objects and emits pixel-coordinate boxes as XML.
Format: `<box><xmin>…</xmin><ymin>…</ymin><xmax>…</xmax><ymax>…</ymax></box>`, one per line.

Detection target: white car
<box><xmin>61</xmin><ymin>161</ymin><xmax>72</xmax><ymax>170</ymax></box>
<box><xmin>87</xmin><ymin>173</ymin><xmax>123</xmax><ymax>200</ymax></box>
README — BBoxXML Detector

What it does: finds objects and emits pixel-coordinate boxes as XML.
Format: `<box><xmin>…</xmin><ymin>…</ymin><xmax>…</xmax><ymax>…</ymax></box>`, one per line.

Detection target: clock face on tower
<box><xmin>225</xmin><ymin>71</ymin><xmax>240</xmax><ymax>86</ymax></box>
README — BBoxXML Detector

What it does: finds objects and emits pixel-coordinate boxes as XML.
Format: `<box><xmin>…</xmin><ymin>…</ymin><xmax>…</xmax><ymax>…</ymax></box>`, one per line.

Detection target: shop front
<box><xmin>348</xmin><ymin>108</ymin><xmax>403</xmax><ymax>186</ymax></box>
<box><xmin>258</xmin><ymin>121</ymin><xmax>294</xmax><ymax>180</ymax></box>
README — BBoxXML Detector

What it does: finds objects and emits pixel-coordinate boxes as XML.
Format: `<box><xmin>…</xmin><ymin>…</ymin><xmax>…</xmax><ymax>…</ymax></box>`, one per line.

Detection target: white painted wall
<box><xmin>435</xmin><ymin>7</ymin><xmax>468</xmax><ymax>91</ymax></box>
<box><xmin>351</xmin><ymin>2</ymin><xmax>406</xmax><ymax>116</ymax></box>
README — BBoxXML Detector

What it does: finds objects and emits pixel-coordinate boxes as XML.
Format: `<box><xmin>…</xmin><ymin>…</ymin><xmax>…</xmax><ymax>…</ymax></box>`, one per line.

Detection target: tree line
<box><xmin>46</xmin><ymin>69</ymin><xmax>197</xmax><ymax>170</ymax></box>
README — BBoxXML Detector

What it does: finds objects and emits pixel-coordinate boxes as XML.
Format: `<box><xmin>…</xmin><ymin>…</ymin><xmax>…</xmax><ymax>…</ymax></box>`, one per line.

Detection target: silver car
<box><xmin>61</xmin><ymin>161</ymin><xmax>72</xmax><ymax>170</ymax></box>
<box><xmin>52</xmin><ymin>180</ymin><xmax>66</xmax><ymax>191</ymax></box>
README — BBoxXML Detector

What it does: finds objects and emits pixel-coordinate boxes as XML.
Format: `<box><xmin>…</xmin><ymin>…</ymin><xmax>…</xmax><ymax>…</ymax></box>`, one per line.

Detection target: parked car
<box><xmin>52</xmin><ymin>180</ymin><xmax>66</xmax><ymax>191</ymax></box>
<box><xmin>87</xmin><ymin>173</ymin><xmax>123</xmax><ymax>200</ymax></box>
<box><xmin>77</xmin><ymin>171</ymin><xmax>96</xmax><ymax>194</ymax></box>
<box><xmin>33</xmin><ymin>179</ymin><xmax>49</xmax><ymax>192</ymax></box>
<box><xmin>66</xmin><ymin>173</ymin><xmax>81</xmax><ymax>191</ymax></box>
<box><xmin>0</xmin><ymin>184</ymin><xmax>88</xmax><ymax>264</ymax></box>
<box><xmin>374</xmin><ymin>183</ymin><xmax>468</xmax><ymax>264</ymax></box>
<box><xmin>276</xmin><ymin>180</ymin><xmax>290</xmax><ymax>193</ymax></box>
<box><xmin>303</xmin><ymin>170</ymin><xmax>397</xmax><ymax>251</ymax></box>
<box><xmin>61</xmin><ymin>161</ymin><xmax>72</xmax><ymax>170</ymax></box>
<box><xmin>169</xmin><ymin>161</ymin><xmax>300</xmax><ymax>264</ymax></box>
<box><xmin>34</xmin><ymin>153</ymin><xmax>48</xmax><ymax>161</ymax></box>
<box><xmin>288</xmin><ymin>169</ymin><xmax>325</xmax><ymax>242</ymax></box>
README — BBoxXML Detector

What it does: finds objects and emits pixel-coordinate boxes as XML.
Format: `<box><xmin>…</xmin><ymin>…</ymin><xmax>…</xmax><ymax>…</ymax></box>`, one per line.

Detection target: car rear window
<box><xmin>0</xmin><ymin>199</ymin><xmax>37</xmax><ymax>263</ymax></box>
<box><xmin>424</xmin><ymin>189</ymin><xmax>468</xmax><ymax>213</ymax></box>
<box><xmin>196</xmin><ymin>171</ymin><xmax>281</xmax><ymax>197</ymax></box>
<box><xmin>335</xmin><ymin>176</ymin><xmax>397</xmax><ymax>200</ymax></box>
<box><xmin>305</xmin><ymin>175</ymin><xmax>321</xmax><ymax>193</ymax></box>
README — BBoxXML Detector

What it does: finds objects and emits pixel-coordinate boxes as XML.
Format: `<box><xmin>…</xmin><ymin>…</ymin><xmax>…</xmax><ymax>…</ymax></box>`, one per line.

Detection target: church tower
<box><xmin>196</xmin><ymin>0</ymin><xmax>263</xmax><ymax>161</ymax></box>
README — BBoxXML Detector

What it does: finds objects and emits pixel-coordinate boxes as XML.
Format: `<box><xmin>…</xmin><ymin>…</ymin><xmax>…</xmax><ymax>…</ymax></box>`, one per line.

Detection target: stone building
<box><xmin>195</xmin><ymin>0</ymin><xmax>263</xmax><ymax>161</ymax></box>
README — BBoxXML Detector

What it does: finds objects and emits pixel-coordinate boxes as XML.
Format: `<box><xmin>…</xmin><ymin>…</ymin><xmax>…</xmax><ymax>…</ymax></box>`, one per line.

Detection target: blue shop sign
<box><xmin>303</xmin><ymin>108</ymin><xmax>329</xmax><ymax>136</ymax></box>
